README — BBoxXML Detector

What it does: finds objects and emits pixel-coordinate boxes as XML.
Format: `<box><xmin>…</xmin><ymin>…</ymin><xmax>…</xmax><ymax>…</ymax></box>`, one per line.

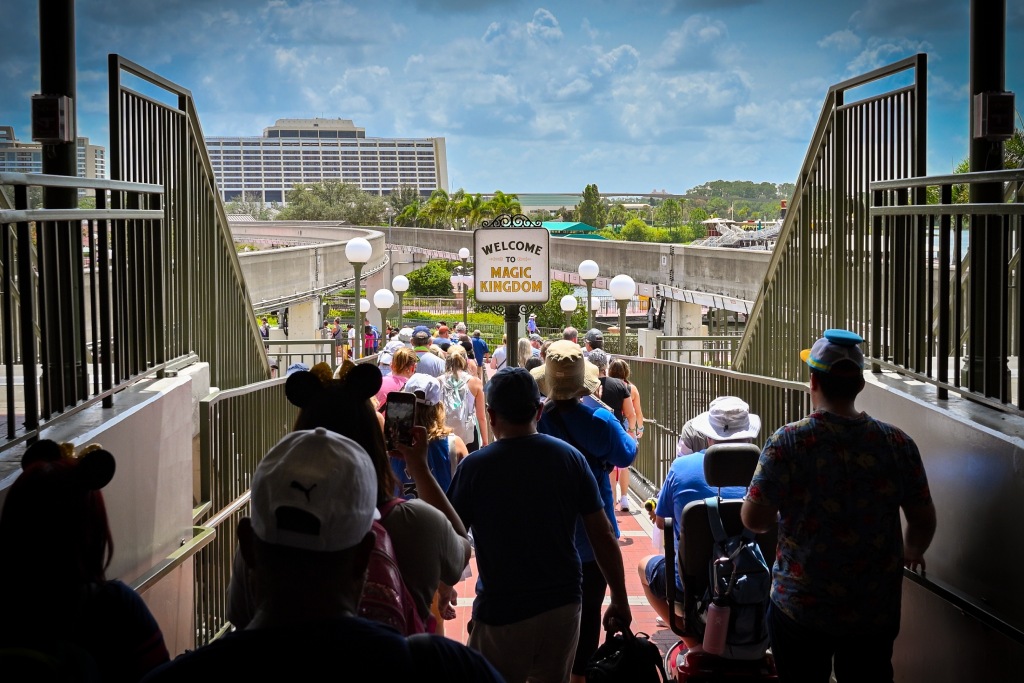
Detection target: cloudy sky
<box><xmin>3</xmin><ymin>0</ymin><xmax>1022</xmax><ymax>194</ymax></box>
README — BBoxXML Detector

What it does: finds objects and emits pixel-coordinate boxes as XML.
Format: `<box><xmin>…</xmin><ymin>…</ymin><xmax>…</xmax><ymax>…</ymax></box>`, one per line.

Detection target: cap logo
<box><xmin>290</xmin><ymin>480</ymin><xmax>317</xmax><ymax>502</ymax></box>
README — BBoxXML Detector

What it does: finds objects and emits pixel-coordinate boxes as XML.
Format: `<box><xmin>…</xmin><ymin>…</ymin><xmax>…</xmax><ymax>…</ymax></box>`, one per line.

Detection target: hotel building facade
<box><xmin>0</xmin><ymin>126</ymin><xmax>106</xmax><ymax>187</ymax></box>
<box><xmin>206</xmin><ymin>118</ymin><xmax>449</xmax><ymax>204</ymax></box>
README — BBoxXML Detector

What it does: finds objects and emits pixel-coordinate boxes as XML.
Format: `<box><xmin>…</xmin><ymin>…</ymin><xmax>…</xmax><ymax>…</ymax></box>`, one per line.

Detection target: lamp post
<box><xmin>591</xmin><ymin>295</ymin><xmax>602</xmax><ymax>320</ymax></box>
<box><xmin>373</xmin><ymin>289</ymin><xmax>395</xmax><ymax>338</ymax></box>
<box><xmin>392</xmin><ymin>275</ymin><xmax>409</xmax><ymax>329</ymax></box>
<box><xmin>578</xmin><ymin>259</ymin><xmax>599</xmax><ymax>330</ymax></box>
<box><xmin>560</xmin><ymin>294</ymin><xmax>578</xmax><ymax>329</ymax></box>
<box><xmin>609</xmin><ymin>274</ymin><xmax>636</xmax><ymax>356</ymax></box>
<box><xmin>458</xmin><ymin>247</ymin><xmax>471</xmax><ymax>328</ymax></box>
<box><xmin>345</xmin><ymin>237</ymin><xmax>372</xmax><ymax>359</ymax></box>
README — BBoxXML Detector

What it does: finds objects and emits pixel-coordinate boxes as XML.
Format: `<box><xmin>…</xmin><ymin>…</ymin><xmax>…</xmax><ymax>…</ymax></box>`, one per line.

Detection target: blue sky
<box><xmin>2</xmin><ymin>0</ymin><xmax>1022</xmax><ymax>194</ymax></box>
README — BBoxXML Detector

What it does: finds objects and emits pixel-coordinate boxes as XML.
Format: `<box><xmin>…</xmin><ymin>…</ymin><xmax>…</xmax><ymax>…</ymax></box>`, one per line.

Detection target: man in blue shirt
<box><xmin>471</xmin><ymin>330</ymin><xmax>489</xmax><ymax>377</ymax></box>
<box><xmin>448</xmin><ymin>367</ymin><xmax>631</xmax><ymax>683</ymax></box>
<box><xmin>531</xmin><ymin>341</ymin><xmax>637</xmax><ymax>682</ymax></box>
<box><xmin>637</xmin><ymin>396</ymin><xmax>761</xmax><ymax>627</ymax></box>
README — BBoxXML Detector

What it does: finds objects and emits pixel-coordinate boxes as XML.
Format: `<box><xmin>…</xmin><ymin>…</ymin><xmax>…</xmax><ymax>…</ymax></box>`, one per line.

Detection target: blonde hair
<box><xmin>390</xmin><ymin>347</ymin><xmax>418</xmax><ymax>375</ymax></box>
<box><xmin>446</xmin><ymin>346</ymin><xmax>468</xmax><ymax>374</ymax></box>
<box><xmin>415</xmin><ymin>400</ymin><xmax>451</xmax><ymax>441</ymax></box>
<box><xmin>517</xmin><ymin>338</ymin><xmax>532</xmax><ymax>367</ymax></box>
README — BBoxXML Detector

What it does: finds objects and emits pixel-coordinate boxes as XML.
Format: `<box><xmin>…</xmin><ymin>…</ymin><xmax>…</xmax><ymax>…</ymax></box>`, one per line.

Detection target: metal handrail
<box><xmin>870</xmin><ymin>170</ymin><xmax>1024</xmax><ymax>410</ymax></box>
<box><xmin>0</xmin><ymin>172</ymin><xmax>171</xmax><ymax>449</ymax></box>
<box><xmin>129</xmin><ymin>526</ymin><xmax>216</xmax><ymax>595</ymax></box>
<box><xmin>109</xmin><ymin>54</ymin><xmax>271</xmax><ymax>391</ymax></box>
<box><xmin>0</xmin><ymin>171</ymin><xmax>164</xmax><ymax>193</ymax></box>
<box><xmin>735</xmin><ymin>54</ymin><xmax>927</xmax><ymax>381</ymax></box>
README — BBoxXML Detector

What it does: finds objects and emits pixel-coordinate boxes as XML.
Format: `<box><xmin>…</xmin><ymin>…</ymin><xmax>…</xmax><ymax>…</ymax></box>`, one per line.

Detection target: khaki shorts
<box><xmin>468</xmin><ymin>602</ymin><xmax>581</xmax><ymax>683</ymax></box>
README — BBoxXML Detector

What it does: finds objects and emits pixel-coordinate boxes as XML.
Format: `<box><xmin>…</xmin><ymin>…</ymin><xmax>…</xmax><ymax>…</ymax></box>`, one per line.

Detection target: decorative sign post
<box><xmin>474</xmin><ymin>214</ymin><xmax>550</xmax><ymax>369</ymax></box>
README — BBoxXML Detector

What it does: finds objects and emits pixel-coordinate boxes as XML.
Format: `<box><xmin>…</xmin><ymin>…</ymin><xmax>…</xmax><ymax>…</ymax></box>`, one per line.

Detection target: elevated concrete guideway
<box><xmin>229</xmin><ymin>222</ymin><xmax>771</xmax><ymax>334</ymax></box>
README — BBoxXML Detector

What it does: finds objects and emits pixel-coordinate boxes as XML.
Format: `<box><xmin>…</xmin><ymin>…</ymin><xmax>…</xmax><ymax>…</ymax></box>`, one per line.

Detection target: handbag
<box><xmin>585</xmin><ymin>628</ymin><xmax>668</xmax><ymax>682</ymax></box>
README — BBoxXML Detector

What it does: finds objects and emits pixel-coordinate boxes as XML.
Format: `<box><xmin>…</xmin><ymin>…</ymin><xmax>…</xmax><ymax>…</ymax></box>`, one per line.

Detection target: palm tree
<box><xmin>486</xmin><ymin>190</ymin><xmax>522</xmax><ymax>218</ymax></box>
<box><xmin>607</xmin><ymin>203</ymin><xmax>628</xmax><ymax>229</ymax></box>
<box><xmin>461</xmin><ymin>192</ymin><xmax>489</xmax><ymax>229</ymax></box>
<box><xmin>420</xmin><ymin>189</ymin><xmax>451</xmax><ymax>229</ymax></box>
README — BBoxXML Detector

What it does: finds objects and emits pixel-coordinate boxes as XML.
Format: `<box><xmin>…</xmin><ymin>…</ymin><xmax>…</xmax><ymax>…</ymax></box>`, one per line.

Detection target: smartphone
<box><xmin>384</xmin><ymin>392</ymin><xmax>417</xmax><ymax>453</ymax></box>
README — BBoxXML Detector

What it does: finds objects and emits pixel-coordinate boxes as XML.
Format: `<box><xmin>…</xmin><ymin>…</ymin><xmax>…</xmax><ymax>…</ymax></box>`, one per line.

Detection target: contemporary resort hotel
<box><xmin>206</xmin><ymin>118</ymin><xmax>449</xmax><ymax>204</ymax></box>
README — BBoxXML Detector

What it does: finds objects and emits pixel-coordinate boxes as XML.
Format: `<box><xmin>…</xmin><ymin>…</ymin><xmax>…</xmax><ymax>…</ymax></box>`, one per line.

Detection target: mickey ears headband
<box><xmin>284</xmin><ymin>361</ymin><xmax>383</xmax><ymax>409</ymax></box>
<box><xmin>21</xmin><ymin>440</ymin><xmax>116</xmax><ymax>491</ymax></box>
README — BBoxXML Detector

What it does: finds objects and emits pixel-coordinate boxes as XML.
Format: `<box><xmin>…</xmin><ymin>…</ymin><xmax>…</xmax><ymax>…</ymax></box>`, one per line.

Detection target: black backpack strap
<box><xmin>705</xmin><ymin>496</ymin><xmax>728</xmax><ymax>544</ymax></box>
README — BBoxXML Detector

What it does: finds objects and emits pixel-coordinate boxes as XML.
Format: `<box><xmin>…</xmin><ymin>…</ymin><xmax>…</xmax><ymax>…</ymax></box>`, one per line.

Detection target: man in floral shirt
<box><xmin>741</xmin><ymin>329</ymin><xmax>936</xmax><ymax>683</ymax></box>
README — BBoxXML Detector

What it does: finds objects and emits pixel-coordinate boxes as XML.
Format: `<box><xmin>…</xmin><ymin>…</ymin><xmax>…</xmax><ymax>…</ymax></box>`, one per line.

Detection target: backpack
<box><xmin>442</xmin><ymin>373</ymin><xmax>476</xmax><ymax>444</ymax></box>
<box><xmin>696</xmin><ymin>496</ymin><xmax>771</xmax><ymax>660</ymax></box>
<box><xmin>359</xmin><ymin>498</ymin><xmax>437</xmax><ymax>636</ymax></box>
<box><xmin>585</xmin><ymin>629</ymin><xmax>668</xmax><ymax>682</ymax></box>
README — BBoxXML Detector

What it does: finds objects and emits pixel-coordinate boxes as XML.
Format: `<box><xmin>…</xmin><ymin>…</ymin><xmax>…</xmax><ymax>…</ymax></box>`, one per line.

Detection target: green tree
<box><xmin>529</xmin><ymin>281</ymin><xmax>589</xmax><ymax>331</ymax></box>
<box><xmin>420</xmin><ymin>189</ymin><xmax>452</xmax><ymax>229</ymax></box>
<box><xmin>276</xmin><ymin>181</ymin><xmax>385</xmax><ymax>224</ymax></box>
<box><xmin>406</xmin><ymin>259</ymin><xmax>456</xmax><ymax>296</ymax></box>
<box><xmin>395</xmin><ymin>201</ymin><xmax>422</xmax><ymax>226</ymax></box>
<box><xmin>607</xmin><ymin>203</ymin><xmax>628</xmax><ymax>229</ymax></box>
<box><xmin>485</xmin><ymin>190</ymin><xmax>522</xmax><ymax>218</ymax></box>
<box><xmin>654</xmin><ymin>198</ymin><xmax>683</xmax><ymax>227</ymax></box>
<box><xmin>387</xmin><ymin>185</ymin><xmax>421</xmax><ymax>214</ymax></box>
<box><xmin>576</xmin><ymin>183</ymin><xmax>606</xmax><ymax>229</ymax></box>
<box><xmin>461</xmin><ymin>192</ymin><xmax>490</xmax><ymax>228</ymax></box>
<box><xmin>226</xmin><ymin>191</ymin><xmax>274</xmax><ymax>220</ymax></box>
<box><xmin>620</xmin><ymin>217</ymin><xmax>650</xmax><ymax>242</ymax></box>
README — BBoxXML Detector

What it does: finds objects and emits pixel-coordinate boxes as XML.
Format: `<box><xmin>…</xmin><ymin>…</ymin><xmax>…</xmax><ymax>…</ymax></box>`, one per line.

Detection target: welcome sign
<box><xmin>473</xmin><ymin>226</ymin><xmax>550</xmax><ymax>303</ymax></box>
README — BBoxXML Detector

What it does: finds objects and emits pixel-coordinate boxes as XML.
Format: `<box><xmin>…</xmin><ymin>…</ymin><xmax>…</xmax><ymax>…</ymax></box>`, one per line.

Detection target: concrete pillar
<box><xmin>677</xmin><ymin>302</ymin><xmax>705</xmax><ymax>338</ymax></box>
<box><xmin>637</xmin><ymin>329</ymin><xmax>663</xmax><ymax>358</ymax></box>
<box><xmin>287</xmin><ymin>299</ymin><xmax>317</xmax><ymax>341</ymax></box>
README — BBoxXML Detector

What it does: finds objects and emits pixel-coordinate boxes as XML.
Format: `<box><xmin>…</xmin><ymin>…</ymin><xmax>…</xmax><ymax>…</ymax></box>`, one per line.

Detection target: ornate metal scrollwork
<box><xmin>481</xmin><ymin>213</ymin><xmax>543</xmax><ymax>229</ymax></box>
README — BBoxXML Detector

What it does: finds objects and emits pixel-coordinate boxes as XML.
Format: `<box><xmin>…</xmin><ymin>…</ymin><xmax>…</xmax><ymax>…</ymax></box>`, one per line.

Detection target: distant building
<box><xmin>206</xmin><ymin>118</ymin><xmax>449</xmax><ymax>205</ymax></box>
<box><xmin>0</xmin><ymin>125</ymin><xmax>107</xmax><ymax>178</ymax></box>
<box><xmin>0</xmin><ymin>126</ymin><xmax>106</xmax><ymax>195</ymax></box>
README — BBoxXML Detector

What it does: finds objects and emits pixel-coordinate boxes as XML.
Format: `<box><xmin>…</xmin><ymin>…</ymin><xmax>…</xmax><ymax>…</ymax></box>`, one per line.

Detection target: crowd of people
<box><xmin>0</xmin><ymin>321</ymin><xmax>936</xmax><ymax>683</ymax></box>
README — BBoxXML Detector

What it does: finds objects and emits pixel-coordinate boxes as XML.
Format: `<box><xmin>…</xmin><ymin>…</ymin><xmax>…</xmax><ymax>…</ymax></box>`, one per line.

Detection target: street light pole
<box><xmin>609</xmin><ymin>274</ymin><xmax>636</xmax><ymax>356</ymax></box>
<box><xmin>578</xmin><ymin>260</ymin><xmax>599</xmax><ymax>331</ymax></box>
<box><xmin>459</xmin><ymin>247</ymin><xmax>471</xmax><ymax>328</ymax></box>
<box><xmin>373</xmin><ymin>289</ymin><xmax>395</xmax><ymax>339</ymax></box>
<box><xmin>392</xmin><ymin>275</ymin><xmax>409</xmax><ymax>330</ymax></box>
<box><xmin>345</xmin><ymin>237</ymin><xmax>372</xmax><ymax>360</ymax></box>
<box><xmin>560</xmin><ymin>294</ymin><xmax>578</xmax><ymax>329</ymax></box>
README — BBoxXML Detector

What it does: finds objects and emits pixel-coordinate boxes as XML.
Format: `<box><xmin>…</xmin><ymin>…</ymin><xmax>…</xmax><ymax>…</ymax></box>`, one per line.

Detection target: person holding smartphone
<box><xmin>388</xmin><ymin>374</ymin><xmax>468</xmax><ymax>498</ymax></box>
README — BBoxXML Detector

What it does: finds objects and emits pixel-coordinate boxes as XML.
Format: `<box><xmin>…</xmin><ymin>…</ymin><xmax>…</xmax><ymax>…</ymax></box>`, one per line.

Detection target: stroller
<box><xmin>661</xmin><ymin>443</ymin><xmax>778</xmax><ymax>681</ymax></box>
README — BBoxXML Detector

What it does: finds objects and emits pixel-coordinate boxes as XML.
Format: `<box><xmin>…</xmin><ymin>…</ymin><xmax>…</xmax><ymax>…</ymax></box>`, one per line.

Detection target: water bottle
<box><xmin>702</xmin><ymin>598</ymin><xmax>730</xmax><ymax>655</ymax></box>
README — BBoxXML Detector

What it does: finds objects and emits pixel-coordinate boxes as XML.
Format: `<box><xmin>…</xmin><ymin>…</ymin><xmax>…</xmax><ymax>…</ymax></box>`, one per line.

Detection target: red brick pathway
<box><xmin>441</xmin><ymin>490</ymin><xmax>678</xmax><ymax>653</ymax></box>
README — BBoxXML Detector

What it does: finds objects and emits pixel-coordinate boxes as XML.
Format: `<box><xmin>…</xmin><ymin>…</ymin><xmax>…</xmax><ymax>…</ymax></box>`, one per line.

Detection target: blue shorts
<box><xmin>645</xmin><ymin>555</ymin><xmax>684</xmax><ymax>602</ymax></box>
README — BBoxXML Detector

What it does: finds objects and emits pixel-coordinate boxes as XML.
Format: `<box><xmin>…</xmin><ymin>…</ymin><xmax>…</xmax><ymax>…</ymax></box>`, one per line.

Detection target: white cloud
<box><xmin>650</xmin><ymin>15</ymin><xmax>738</xmax><ymax>71</ymax></box>
<box><xmin>818</xmin><ymin>29</ymin><xmax>861</xmax><ymax>52</ymax></box>
<box><xmin>845</xmin><ymin>36</ymin><xmax>932</xmax><ymax>75</ymax></box>
<box><xmin>527</xmin><ymin>8</ymin><xmax>563</xmax><ymax>42</ymax></box>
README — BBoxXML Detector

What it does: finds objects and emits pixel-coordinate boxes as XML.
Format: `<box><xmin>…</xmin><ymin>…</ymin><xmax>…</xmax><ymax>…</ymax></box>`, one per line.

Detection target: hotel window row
<box><xmin>207</xmin><ymin>119</ymin><xmax>449</xmax><ymax>205</ymax></box>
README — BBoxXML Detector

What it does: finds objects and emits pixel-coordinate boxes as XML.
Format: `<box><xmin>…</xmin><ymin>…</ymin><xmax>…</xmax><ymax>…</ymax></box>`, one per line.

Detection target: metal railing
<box><xmin>620</xmin><ymin>356</ymin><xmax>811</xmax><ymax>501</ymax></box>
<box><xmin>193</xmin><ymin>353</ymin><xmax>376</xmax><ymax>644</ymax></box>
<box><xmin>869</xmin><ymin>168</ymin><xmax>1024</xmax><ymax>410</ymax></box>
<box><xmin>264</xmin><ymin>338</ymin><xmax>340</xmax><ymax>370</ymax></box>
<box><xmin>735</xmin><ymin>55</ymin><xmax>927</xmax><ymax>381</ymax></box>
<box><xmin>0</xmin><ymin>172</ymin><xmax>167</xmax><ymax>451</ymax></box>
<box><xmin>656</xmin><ymin>335</ymin><xmax>741</xmax><ymax>367</ymax></box>
<box><xmin>109</xmin><ymin>55</ymin><xmax>269</xmax><ymax>391</ymax></box>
